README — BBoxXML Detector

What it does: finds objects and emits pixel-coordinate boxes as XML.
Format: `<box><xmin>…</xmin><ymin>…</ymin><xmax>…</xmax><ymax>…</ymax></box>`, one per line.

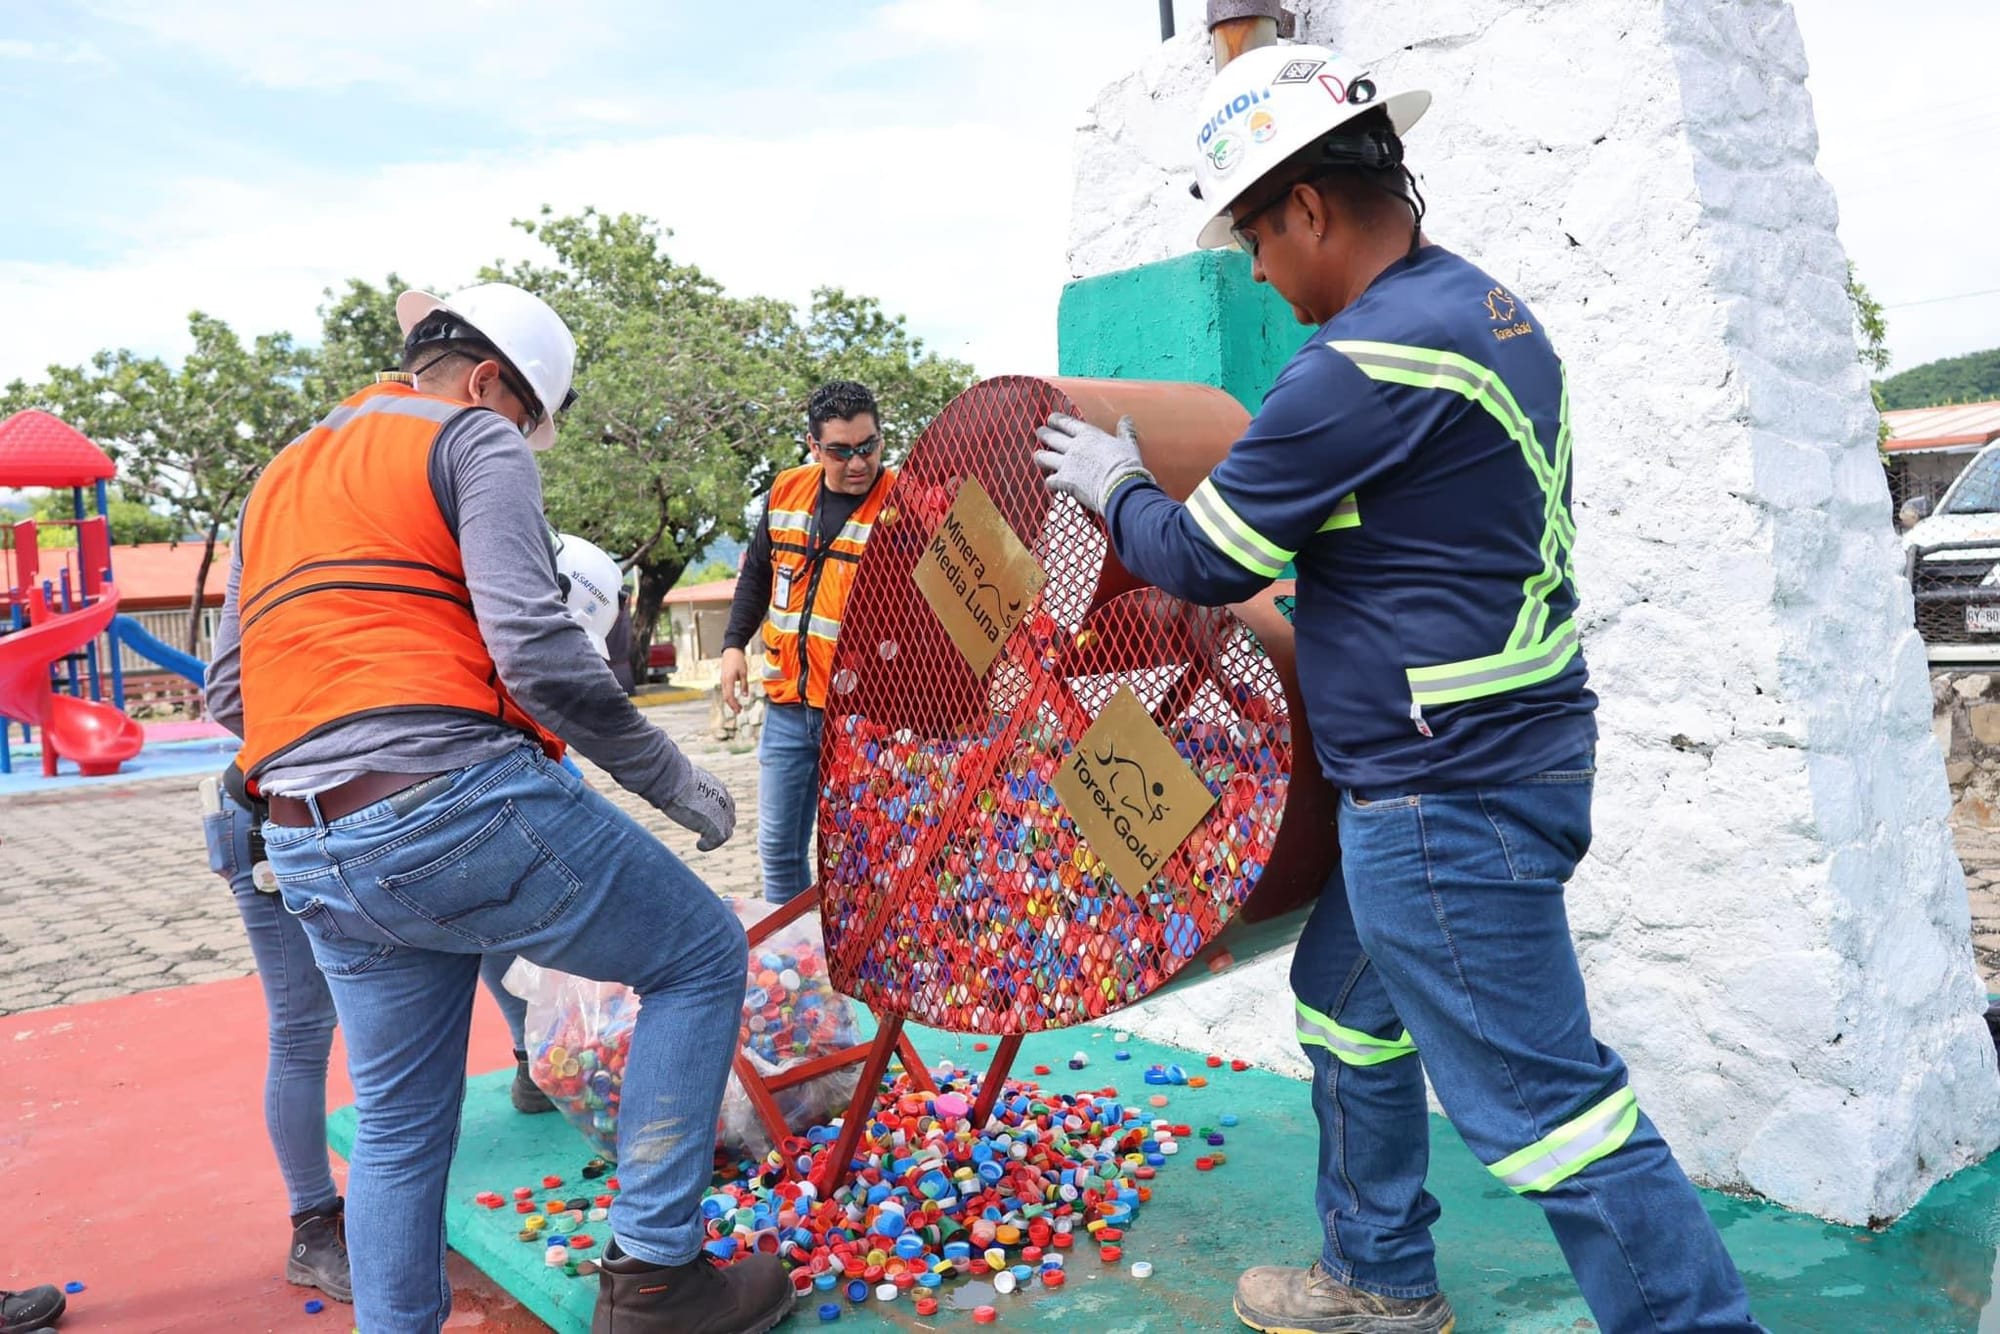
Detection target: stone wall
<box><xmin>1933</xmin><ymin>672</ymin><xmax>2000</xmax><ymax>824</ymax></box>
<box><xmin>1065</xmin><ymin>0</ymin><xmax>2000</xmax><ymax>1224</ymax></box>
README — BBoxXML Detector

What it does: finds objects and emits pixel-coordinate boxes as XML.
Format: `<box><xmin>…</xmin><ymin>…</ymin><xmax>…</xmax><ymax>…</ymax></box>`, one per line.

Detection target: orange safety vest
<box><xmin>233</xmin><ymin>381</ymin><xmax>563</xmax><ymax>791</ymax></box>
<box><xmin>760</xmin><ymin>463</ymin><xmax>894</xmax><ymax>709</ymax></box>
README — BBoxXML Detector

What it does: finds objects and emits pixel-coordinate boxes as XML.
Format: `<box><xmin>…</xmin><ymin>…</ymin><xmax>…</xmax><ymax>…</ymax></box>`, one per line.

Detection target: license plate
<box><xmin>1968</xmin><ymin>605</ymin><xmax>2000</xmax><ymax>634</ymax></box>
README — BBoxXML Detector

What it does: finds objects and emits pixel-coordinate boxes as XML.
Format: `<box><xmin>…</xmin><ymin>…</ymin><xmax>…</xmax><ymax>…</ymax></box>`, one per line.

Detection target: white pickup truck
<box><xmin>1902</xmin><ymin>443</ymin><xmax>2000</xmax><ymax>650</ymax></box>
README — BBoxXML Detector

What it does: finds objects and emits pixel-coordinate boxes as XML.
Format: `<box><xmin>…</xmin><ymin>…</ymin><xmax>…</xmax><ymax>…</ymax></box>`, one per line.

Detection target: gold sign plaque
<box><xmin>913</xmin><ymin>476</ymin><xmax>1047</xmax><ymax>675</ymax></box>
<box><xmin>1054</xmin><ymin>686</ymin><xmax>1218</xmax><ymax>895</ymax></box>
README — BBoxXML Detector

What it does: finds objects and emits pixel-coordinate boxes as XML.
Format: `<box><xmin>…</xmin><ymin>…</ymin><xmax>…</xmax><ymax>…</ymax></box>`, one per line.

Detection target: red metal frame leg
<box><xmin>812</xmin><ymin>1013</ymin><xmax>908</xmax><ymax>1199</ymax></box>
<box><xmin>971</xmin><ymin>1035</ymin><xmax>1024</xmax><ymax>1127</ymax></box>
<box><xmin>734</xmin><ymin>1050</ymin><xmax>792</xmax><ymax>1155</ymax></box>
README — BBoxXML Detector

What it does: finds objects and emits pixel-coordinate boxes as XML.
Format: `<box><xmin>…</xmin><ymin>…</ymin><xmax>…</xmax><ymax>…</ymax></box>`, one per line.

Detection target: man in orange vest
<box><xmin>205</xmin><ymin>283</ymin><xmax>794</xmax><ymax>1334</ymax></box>
<box><xmin>719</xmin><ymin>380</ymin><xmax>894</xmax><ymax>904</ymax></box>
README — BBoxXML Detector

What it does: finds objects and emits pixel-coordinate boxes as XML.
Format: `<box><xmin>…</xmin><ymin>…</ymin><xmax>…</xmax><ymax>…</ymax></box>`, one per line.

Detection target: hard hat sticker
<box><xmin>1053</xmin><ymin>685</ymin><xmax>1218</xmax><ymax>898</ymax></box>
<box><xmin>912</xmin><ymin>475</ymin><xmax>1048</xmax><ymax>676</ymax></box>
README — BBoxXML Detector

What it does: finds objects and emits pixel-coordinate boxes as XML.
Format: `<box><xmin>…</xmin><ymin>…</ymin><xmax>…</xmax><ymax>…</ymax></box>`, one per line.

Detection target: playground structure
<box><xmin>0</xmin><ymin>409</ymin><xmax>206</xmax><ymax>777</ymax></box>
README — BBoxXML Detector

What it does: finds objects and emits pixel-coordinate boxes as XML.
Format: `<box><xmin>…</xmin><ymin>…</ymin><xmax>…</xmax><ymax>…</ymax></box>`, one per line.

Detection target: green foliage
<box><xmin>0</xmin><ymin>313</ymin><xmax>320</xmax><ymax>649</ymax></box>
<box><xmin>1846</xmin><ymin>263</ymin><xmax>1893</xmax><ymax>449</ymax></box>
<box><xmin>675</xmin><ymin>559</ymin><xmax>736</xmax><ymax>588</ymax></box>
<box><xmin>1878</xmin><ymin>347</ymin><xmax>2000</xmax><ymax>412</ymax></box>
<box><xmin>309</xmin><ymin>275</ymin><xmax>418</xmax><ymax>400</ymax></box>
<box><xmin>26</xmin><ymin>488</ymin><xmax>178</xmax><ymax>546</ymax></box>
<box><xmin>0</xmin><ymin>208</ymin><xmax>973</xmax><ymax>669</ymax></box>
<box><xmin>491</xmin><ymin>209</ymin><xmax>974</xmax><ymax>674</ymax></box>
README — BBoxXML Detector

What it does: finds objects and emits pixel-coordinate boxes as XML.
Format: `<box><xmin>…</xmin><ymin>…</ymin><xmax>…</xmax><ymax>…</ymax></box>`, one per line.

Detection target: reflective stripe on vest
<box><xmin>1487</xmin><ymin>1086</ymin><xmax>1639</xmax><ymax>1194</ymax></box>
<box><xmin>765</xmin><ymin>607</ymin><xmax>843</xmax><ymax>642</ymax></box>
<box><xmin>1330</xmin><ymin>338</ymin><xmax>1579</xmax><ymax>707</ymax></box>
<box><xmin>1294</xmin><ymin>998</ymin><xmax>1416</xmax><ymax>1067</ymax></box>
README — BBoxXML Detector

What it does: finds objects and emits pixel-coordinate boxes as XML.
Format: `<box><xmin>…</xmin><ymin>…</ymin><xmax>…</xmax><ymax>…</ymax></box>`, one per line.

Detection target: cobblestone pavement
<box><xmin>0</xmin><ymin>701</ymin><xmax>761</xmax><ymax>1017</ymax></box>
<box><xmin>8</xmin><ymin>703</ymin><xmax>2000</xmax><ymax>1015</ymax></box>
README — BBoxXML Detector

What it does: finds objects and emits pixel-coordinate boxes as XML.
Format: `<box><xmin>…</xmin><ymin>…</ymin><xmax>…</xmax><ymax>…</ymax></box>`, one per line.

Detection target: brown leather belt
<box><xmin>265</xmin><ymin>770</ymin><xmax>447</xmax><ymax>827</ymax></box>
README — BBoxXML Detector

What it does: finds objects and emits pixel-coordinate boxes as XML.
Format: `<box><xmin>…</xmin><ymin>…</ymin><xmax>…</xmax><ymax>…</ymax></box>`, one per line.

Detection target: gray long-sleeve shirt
<box><xmin>206</xmin><ymin>406</ymin><xmax>693</xmax><ymax>809</ymax></box>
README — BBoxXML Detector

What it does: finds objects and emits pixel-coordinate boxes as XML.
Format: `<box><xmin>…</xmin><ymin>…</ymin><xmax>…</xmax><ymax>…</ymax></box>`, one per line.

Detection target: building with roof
<box><xmin>1882</xmin><ymin>400</ymin><xmax>2000</xmax><ymax>517</ymax></box>
<box><xmin>660</xmin><ymin>576</ymin><xmax>738</xmax><ymax>677</ymax></box>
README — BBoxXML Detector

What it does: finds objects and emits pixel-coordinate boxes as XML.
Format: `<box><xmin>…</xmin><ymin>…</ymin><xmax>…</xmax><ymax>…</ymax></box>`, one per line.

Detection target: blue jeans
<box><xmin>203</xmin><ymin>794</ymin><xmax>531</xmax><ymax>1216</ymax></box>
<box><xmin>757</xmin><ymin>702</ymin><xmax>823</xmax><ymax>904</ymax></box>
<box><xmin>261</xmin><ymin>745</ymin><xmax>746</xmax><ymax>1331</ymax></box>
<box><xmin>1293</xmin><ymin>753</ymin><xmax>1762</xmax><ymax>1331</ymax></box>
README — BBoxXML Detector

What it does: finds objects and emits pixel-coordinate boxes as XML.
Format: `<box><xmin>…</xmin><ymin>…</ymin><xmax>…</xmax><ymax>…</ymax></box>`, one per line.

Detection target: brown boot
<box><xmin>591</xmin><ymin>1243</ymin><xmax>794</xmax><ymax>1334</ymax></box>
<box><xmin>1234</xmin><ymin>1262</ymin><xmax>1454</xmax><ymax>1334</ymax></box>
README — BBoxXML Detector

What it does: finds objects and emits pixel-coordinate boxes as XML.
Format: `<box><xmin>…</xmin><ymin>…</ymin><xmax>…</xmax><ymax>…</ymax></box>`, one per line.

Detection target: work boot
<box><xmin>512</xmin><ymin>1052</ymin><xmax>556</xmax><ymax>1114</ymax></box>
<box><xmin>591</xmin><ymin>1242</ymin><xmax>794</xmax><ymax>1334</ymax></box>
<box><xmin>0</xmin><ymin>1284</ymin><xmax>65</xmax><ymax>1333</ymax></box>
<box><xmin>286</xmin><ymin>1197</ymin><xmax>354</xmax><ymax>1303</ymax></box>
<box><xmin>1234</xmin><ymin>1262</ymin><xmax>1454</xmax><ymax>1334</ymax></box>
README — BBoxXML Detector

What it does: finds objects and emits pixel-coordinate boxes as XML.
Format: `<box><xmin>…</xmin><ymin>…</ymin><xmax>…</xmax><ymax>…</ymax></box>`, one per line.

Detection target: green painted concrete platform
<box><xmin>332</xmin><ymin>1024</ymin><xmax>2000</xmax><ymax>1331</ymax></box>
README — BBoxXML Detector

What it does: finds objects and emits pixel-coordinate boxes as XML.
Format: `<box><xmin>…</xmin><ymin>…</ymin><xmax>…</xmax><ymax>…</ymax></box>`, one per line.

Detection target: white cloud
<box><xmin>1795</xmin><ymin>0</ymin><xmax>2000</xmax><ymax>373</ymax></box>
<box><xmin>0</xmin><ymin>38</ymin><xmax>108</xmax><ymax>65</ymax></box>
<box><xmin>0</xmin><ymin>121</ymin><xmax>1079</xmax><ymax>388</ymax></box>
<box><xmin>3</xmin><ymin>2</ymin><xmax>1166</xmax><ymax>390</ymax></box>
<box><xmin>77</xmin><ymin>0</ymin><xmax>649</xmax><ymax>102</ymax></box>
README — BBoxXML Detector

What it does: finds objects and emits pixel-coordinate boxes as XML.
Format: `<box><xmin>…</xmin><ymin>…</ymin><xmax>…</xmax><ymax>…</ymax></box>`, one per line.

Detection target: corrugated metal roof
<box><xmin>1883</xmin><ymin>400</ymin><xmax>2000</xmax><ymax>454</ymax></box>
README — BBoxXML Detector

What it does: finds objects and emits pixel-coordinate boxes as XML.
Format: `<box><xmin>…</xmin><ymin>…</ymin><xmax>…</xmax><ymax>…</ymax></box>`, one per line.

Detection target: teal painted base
<box><xmin>1056</xmin><ymin>250</ymin><xmax>1306</xmax><ymax>415</ymax></box>
<box><xmin>1056</xmin><ymin>249</ymin><xmax>1302</xmax><ymax>581</ymax></box>
<box><xmin>330</xmin><ymin>1023</ymin><xmax>2000</xmax><ymax>1331</ymax></box>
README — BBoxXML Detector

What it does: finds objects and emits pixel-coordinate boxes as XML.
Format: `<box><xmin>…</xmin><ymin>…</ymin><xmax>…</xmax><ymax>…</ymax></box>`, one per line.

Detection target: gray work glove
<box><xmin>664</xmin><ymin>764</ymin><xmax>736</xmax><ymax>852</ymax></box>
<box><xmin>1034</xmin><ymin>412</ymin><xmax>1155</xmax><ymax>516</ymax></box>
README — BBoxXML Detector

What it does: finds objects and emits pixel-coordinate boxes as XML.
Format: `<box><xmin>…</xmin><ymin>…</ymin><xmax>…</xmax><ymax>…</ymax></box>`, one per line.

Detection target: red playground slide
<box><xmin>0</xmin><ymin>585</ymin><xmax>146</xmax><ymax>777</ymax></box>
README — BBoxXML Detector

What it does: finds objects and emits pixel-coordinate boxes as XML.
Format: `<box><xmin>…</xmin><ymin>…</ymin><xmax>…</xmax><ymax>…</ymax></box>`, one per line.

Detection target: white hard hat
<box><xmin>396</xmin><ymin>283</ymin><xmax>577</xmax><ymax>451</ymax></box>
<box><xmin>1190</xmin><ymin>44</ymin><xmax>1431</xmax><ymax>250</ymax></box>
<box><xmin>552</xmin><ymin>532</ymin><xmax>623</xmax><ymax>661</ymax></box>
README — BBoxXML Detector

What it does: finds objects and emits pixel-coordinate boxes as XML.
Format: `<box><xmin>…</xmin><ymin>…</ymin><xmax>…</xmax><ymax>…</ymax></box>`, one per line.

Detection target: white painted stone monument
<box><xmin>1075</xmin><ymin>0</ymin><xmax>2000</xmax><ymax>1225</ymax></box>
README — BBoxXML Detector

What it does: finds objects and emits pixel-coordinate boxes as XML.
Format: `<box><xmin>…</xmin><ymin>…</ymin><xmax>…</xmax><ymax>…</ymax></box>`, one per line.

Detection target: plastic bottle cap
<box><xmin>994</xmin><ymin>1271</ymin><xmax>1017</xmax><ymax>1295</ymax></box>
<box><xmin>818</xmin><ymin>1302</ymin><xmax>842</xmax><ymax>1322</ymax></box>
<box><xmin>1131</xmin><ymin>1261</ymin><xmax>1154</xmax><ymax>1279</ymax></box>
<box><xmin>973</xmin><ymin>1305</ymin><xmax>999</xmax><ymax>1323</ymax></box>
<box><xmin>875</xmin><ymin>1283</ymin><xmax>899</xmax><ymax>1301</ymax></box>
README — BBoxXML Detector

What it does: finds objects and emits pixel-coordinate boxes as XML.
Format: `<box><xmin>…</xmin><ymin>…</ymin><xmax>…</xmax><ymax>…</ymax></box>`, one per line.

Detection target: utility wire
<box><xmin>1884</xmin><ymin>286</ymin><xmax>2000</xmax><ymax>311</ymax></box>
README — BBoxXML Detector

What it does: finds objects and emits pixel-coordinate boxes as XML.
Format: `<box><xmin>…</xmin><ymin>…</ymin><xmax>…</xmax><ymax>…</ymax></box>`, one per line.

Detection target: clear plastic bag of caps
<box><xmin>506</xmin><ymin>899</ymin><xmax>862</xmax><ymax>1162</ymax></box>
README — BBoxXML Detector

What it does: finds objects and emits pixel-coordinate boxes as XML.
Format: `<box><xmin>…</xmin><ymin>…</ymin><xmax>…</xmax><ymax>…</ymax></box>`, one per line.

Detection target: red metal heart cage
<box><xmin>816</xmin><ymin>376</ymin><xmax>1331</xmax><ymax>1036</ymax></box>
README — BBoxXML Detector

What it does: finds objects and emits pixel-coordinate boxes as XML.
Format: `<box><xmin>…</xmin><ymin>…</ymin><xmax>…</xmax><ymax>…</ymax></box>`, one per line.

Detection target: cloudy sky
<box><xmin>0</xmin><ymin>0</ymin><xmax>1993</xmax><ymax>393</ymax></box>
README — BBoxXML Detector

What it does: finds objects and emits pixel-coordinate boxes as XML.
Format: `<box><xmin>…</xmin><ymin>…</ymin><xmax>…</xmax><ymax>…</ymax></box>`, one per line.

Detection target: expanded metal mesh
<box><xmin>818</xmin><ymin>377</ymin><xmax>1294</xmax><ymax>1033</ymax></box>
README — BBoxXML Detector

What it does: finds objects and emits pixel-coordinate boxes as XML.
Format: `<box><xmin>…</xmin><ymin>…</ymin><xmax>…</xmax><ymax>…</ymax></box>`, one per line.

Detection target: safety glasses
<box><xmin>819</xmin><ymin>434</ymin><xmax>882</xmax><ymax>462</ymax></box>
<box><xmin>1229</xmin><ymin>189</ymin><xmax>1292</xmax><ymax>258</ymax></box>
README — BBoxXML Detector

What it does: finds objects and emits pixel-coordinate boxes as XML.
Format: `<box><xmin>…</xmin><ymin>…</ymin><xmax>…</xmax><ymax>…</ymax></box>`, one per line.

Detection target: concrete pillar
<box><xmin>1062</xmin><ymin>0</ymin><xmax>2000</xmax><ymax>1225</ymax></box>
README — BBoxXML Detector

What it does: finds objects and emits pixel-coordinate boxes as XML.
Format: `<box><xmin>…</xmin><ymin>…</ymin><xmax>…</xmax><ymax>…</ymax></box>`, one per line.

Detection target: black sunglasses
<box><xmin>819</xmin><ymin>434</ymin><xmax>882</xmax><ymax>462</ymax></box>
<box><xmin>1230</xmin><ymin>188</ymin><xmax>1294</xmax><ymax>258</ymax></box>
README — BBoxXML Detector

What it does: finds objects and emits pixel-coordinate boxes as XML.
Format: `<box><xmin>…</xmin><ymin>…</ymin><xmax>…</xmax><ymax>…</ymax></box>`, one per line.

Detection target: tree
<box><xmin>0</xmin><ymin>315</ymin><xmax>318</xmax><ymax>651</ymax></box>
<box><xmin>27</xmin><ymin>487</ymin><xmax>178</xmax><ymax>547</ymax></box>
<box><xmin>308</xmin><ymin>275</ymin><xmax>419</xmax><ymax>401</ymax></box>
<box><xmin>1878</xmin><ymin>346</ymin><xmax>2000</xmax><ymax>412</ymax></box>
<box><xmin>491</xmin><ymin>209</ymin><xmax>819</xmax><ymax>680</ymax></box>
<box><xmin>1846</xmin><ymin>263</ymin><xmax>1892</xmax><ymax>448</ymax></box>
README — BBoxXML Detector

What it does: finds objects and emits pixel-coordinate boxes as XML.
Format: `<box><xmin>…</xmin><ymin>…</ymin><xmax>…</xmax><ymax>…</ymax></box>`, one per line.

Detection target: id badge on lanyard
<box><xmin>773</xmin><ymin>563</ymin><xmax>798</xmax><ymax>611</ymax></box>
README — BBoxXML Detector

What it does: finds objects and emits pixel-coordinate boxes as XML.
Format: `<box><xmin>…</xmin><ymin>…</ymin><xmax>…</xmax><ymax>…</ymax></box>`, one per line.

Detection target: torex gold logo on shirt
<box><xmin>1485</xmin><ymin>286</ymin><xmax>1534</xmax><ymax>342</ymax></box>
